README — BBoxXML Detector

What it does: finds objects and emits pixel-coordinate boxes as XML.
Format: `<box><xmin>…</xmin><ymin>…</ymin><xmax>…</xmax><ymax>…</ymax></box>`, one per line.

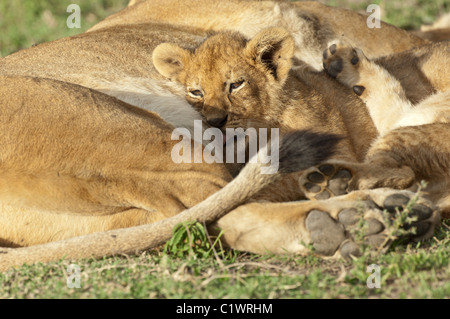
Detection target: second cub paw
<box><xmin>322</xmin><ymin>43</ymin><xmax>368</xmax><ymax>96</ymax></box>
<box><xmin>299</xmin><ymin>163</ymin><xmax>354</xmax><ymax>200</ymax></box>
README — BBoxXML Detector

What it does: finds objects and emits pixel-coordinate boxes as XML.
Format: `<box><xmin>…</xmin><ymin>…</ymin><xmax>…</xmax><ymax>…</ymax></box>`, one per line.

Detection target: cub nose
<box><xmin>206</xmin><ymin>115</ymin><xmax>228</xmax><ymax>128</ymax></box>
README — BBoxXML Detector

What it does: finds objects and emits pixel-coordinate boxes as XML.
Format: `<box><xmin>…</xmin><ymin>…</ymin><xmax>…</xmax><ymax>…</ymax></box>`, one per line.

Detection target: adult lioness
<box><xmin>0</xmin><ymin>75</ymin><xmax>340</xmax><ymax>270</ymax></box>
<box><xmin>89</xmin><ymin>0</ymin><xmax>428</xmax><ymax>70</ymax></box>
<box><xmin>0</xmin><ymin>24</ymin><xmax>438</xmax><ymax>270</ymax></box>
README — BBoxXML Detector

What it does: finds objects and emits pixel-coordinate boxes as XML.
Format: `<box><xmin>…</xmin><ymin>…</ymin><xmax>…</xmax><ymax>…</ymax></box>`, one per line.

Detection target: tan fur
<box><xmin>0</xmin><ymin>23</ymin><xmax>209</xmax><ymax>135</ymax></box>
<box><xmin>0</xmin><ymin>22</ymin><xmax>350</xmax><ymax>270</ymax></box>
<box><xmin>0</xmin><ymin>74</ymin><xmax>339</xmax><ymax>270</ymax></box>
<box><xmin>88</xmin><ymin>0</ymin><xmax>428</xmax><ymax>70</ymax></box>
<box><xmin>127</xmin><ymin>0</ymin><xmax>144</xmax><ymax>6</ymax></box>
<box><xmin>412</xmin><ymin>28</ymin><xmax>450</xmax><ymax>43</ymax></box>
<box><xmin>0</xmin><ymin>6</ymin><xmax>442</xmax><ymax>270</ymax></box>
<box><xmin>0</xmin><ymin>75</ymin><xmax>230</xmax><ymax>245</ymax></box>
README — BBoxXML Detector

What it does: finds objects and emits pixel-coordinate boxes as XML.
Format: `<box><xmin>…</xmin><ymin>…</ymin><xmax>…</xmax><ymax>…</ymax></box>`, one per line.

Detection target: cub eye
<box><xmin>188</xmin><ymin>89</ymin><xmax>203</xmax><ymax>98</ymax></box>
<box><xmin>229</xmin><ymin>80</ymin><xmax>245</xmax><ymax>93</ymax></box>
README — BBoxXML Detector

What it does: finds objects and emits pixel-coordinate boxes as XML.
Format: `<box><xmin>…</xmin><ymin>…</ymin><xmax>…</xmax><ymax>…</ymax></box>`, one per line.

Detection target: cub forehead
<box><xmin>191</xmin><ymin>33</ymin><xmax>248</xmax><ymax>64</ymax></box>
<box><xmin>195</xmin><ymin>31</ymin><xmax>248</xmax><ymax>54</ymax></box>
<box><xmin>184</xmin><ymin>52</ymin><xmax>244</xmax><ymax>86</ymax></box>
<box><xmin>187</xmin><ymin>60</ymin><xmax>247</xmax><ymax>87</ymax></box>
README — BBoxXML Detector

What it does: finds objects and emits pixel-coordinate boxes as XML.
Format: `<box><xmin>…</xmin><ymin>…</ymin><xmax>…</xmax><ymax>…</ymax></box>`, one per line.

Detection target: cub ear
<box><xmin>152</xmin><ymin>43</ymin><xmax>191</xmax><ymax>80</ymax></box>
<box><xmin>244</xmin><ymin>28</ymin><xmax>295</xmax><ymax>83</ymax></box>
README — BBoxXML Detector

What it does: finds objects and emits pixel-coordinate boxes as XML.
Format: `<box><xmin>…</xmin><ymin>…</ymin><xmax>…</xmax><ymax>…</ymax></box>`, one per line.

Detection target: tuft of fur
<box><xmin>278</xmin><ymin>130</ymin><xmax>342</xmax><ymax>174</ymax></box>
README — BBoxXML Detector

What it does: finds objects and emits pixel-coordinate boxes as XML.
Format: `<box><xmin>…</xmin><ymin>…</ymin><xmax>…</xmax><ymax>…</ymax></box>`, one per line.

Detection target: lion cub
<box><xmin>152</xmin><ymin>27</ymin><xmax>371</xmax><ymax>148</ymax></box>
<box><xmin>152</xmin><ymin>27</ymin><xmax>375</xmax><ymax>203</ymax></box>
<box><xmin>153</xmin><ymin>27</ymin><xmax>448</xmax><ymax>223</ymax></box>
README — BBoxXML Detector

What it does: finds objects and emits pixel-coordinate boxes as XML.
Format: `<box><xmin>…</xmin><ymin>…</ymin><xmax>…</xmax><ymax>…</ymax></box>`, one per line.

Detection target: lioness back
<box><xmin>0</xmin><ymin>23</ymin><xmax>204</xmax><ymax>92</ymax></box>
<box><xmin>90</xmin><ymin>0</ymin><xmax>428</xmax><ymax>70</ymax></box>
<box><xmin>0</xmin><ymin>23</ymin><xmax>211</xmax><ymax>132</ymax></box>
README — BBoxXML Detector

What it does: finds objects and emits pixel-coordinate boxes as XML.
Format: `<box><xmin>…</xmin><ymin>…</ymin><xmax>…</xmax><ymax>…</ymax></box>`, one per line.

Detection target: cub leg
<box><xmin>299</xmin><ymin>159</ymin><xmax>414</xmax><ymax>200</ymax></box>
<box><xmin>322</xmin><ymin>42</ymin><xmax>414</xmax><ymax>135</ymax></box>
<box><xmin>322</xmin><ymin>42</ymin><xmax>450</xmax><ymax>134</ymax></box>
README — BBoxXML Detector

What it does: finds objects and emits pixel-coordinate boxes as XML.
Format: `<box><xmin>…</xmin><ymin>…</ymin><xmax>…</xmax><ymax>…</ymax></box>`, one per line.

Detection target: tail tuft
<box><xmin>278</xmin><ymin>130</ymin><xmax>341</xmax><ymax>174</ymax></box>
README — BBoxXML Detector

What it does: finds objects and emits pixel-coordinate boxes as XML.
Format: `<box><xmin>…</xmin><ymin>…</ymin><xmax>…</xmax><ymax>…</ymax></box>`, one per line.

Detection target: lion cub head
<box><xmin>153</xmin><ymin>28</ymin><xmax>295</xmax><ymax>130</ymax></box>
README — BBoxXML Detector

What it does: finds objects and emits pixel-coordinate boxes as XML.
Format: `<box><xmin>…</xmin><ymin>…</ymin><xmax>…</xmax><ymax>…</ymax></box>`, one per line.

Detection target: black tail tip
<box><xmin>278</xmin><ymin>130</ymin><xmax>342</xmax><ymax>174</ymax></box>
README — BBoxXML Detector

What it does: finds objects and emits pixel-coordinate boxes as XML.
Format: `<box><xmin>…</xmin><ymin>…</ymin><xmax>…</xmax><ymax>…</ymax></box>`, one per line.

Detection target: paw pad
<box><xmin>322</xmin><ymin>43</ymin><xmax>364</xmax><ymax>86</ymax></box>
<box><xmin>300</xmin><ymin>164</ymin><xmax>353</xmax><ymax>200</ymax></box>
<box><xmin>305</xmin><ymin>191</ymin><xmax>439</xmax><ymax>259</ymax></box>
<box><xmin>326</xmin><ymin>59</ymin><xmax>343</xmax><ymax>79</ymax></box>
<box><xmin>318</xmin><ymin>164</ymin><xmax>335</xmax><ymax>176</ymax></box>
<box><xmin>306</xmin><ymin>209</ymin><xmax>345</xmax><ymax>256</ymax></box>
<box><xmin>352</xmin><ymin>85</ymin><xmax>365</xmax><ymax>96</ymax></box>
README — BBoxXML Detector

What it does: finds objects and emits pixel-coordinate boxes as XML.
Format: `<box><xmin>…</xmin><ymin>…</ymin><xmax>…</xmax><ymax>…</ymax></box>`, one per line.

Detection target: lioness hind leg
<box><xmin>216</xmin><ymin>189</ymin><xmax>439</xmax><ymax>259</ymax></box>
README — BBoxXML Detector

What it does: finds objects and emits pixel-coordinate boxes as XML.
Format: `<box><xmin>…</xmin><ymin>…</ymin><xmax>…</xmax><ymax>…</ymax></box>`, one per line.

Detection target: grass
<box><xmin>1</xmin><ymin>216</ymin><xmax>449</xmax><ymax>299</ymax></box>
<box><xmin>0</xmin><ymin>0</ymin><xmax>449</xmax><ymax>299</ymax></box>
<box><xmin>0</xmin><ymin>0</ymin><xmax>129</xmax><ymax>57</ymax></box>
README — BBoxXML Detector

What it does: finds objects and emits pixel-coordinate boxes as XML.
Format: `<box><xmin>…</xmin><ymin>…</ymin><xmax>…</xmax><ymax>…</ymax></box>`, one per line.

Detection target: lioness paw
<box><xmin>305</xmin><ymin>189</ymin><xmax>440</xmax><ymax>259</ymax></box>
<box><xmin>323</xmin><ymin>43</ymin><xmax>368</xmax><ymax>96</ymax></box>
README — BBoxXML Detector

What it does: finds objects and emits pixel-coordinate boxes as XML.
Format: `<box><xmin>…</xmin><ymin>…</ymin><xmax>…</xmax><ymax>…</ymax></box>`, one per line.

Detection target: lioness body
<box><xmin>0</xmin><ymin>23</ymin><xmax>340</xmax><ymax>245</ymax></box>
<box><xmin>0</xmin><ymin>72</ymin><xmax>343</xmax><ymax>270</ymax></box>
<box><xmin>0</xmin><ymin>22</ymin><xmax>364</xmax><ymax>270</ymax></box>
<box><xmin>0</xmin><ymin>75</ymin><xmax>231</xmax><ymax>247</ymax></box>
